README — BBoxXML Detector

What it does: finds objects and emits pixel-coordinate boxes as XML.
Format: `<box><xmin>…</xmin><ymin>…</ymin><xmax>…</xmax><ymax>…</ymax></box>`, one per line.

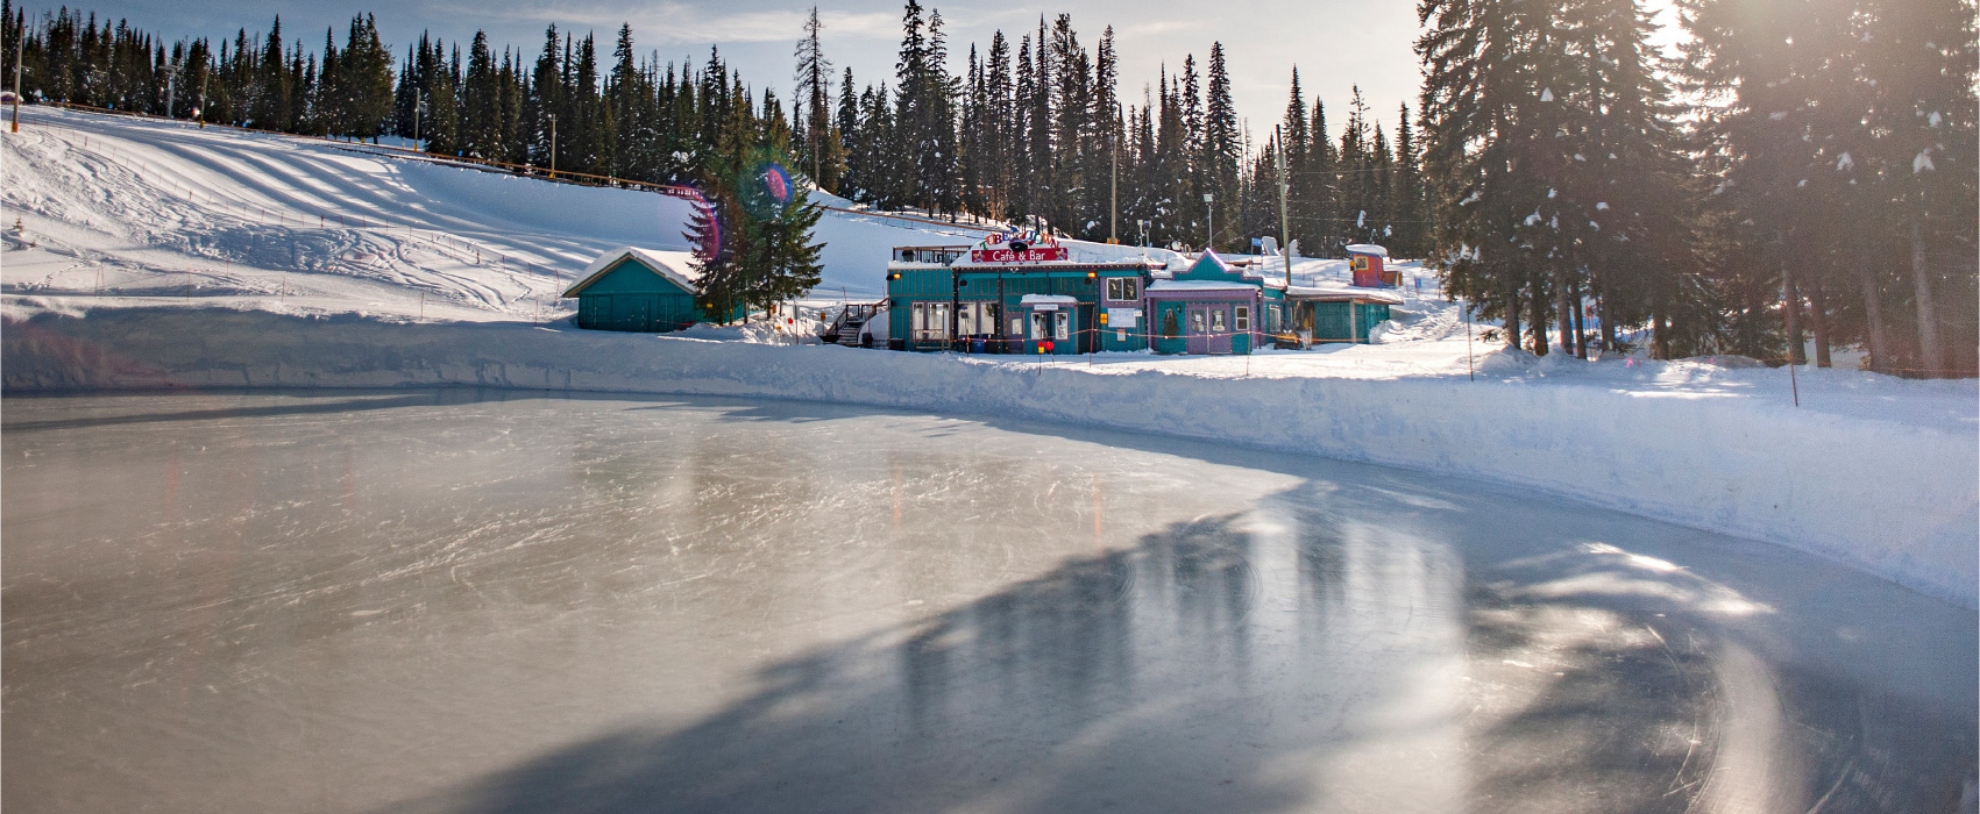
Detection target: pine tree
<box><xmin>793</xmin><ymin>7</ymin><xmax>841</xmax><ymax>191</ymax></box>
<box><xmin>1202</xmin><ymin>43</ymin><xmax>1239</xmax><ymax>229</ymax></box>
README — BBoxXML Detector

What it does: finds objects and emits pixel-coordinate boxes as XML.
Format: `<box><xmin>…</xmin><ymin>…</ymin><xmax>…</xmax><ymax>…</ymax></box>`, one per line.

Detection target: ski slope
<box><xmin>0</xmin><ymin>106</ymin><xmax>1053</xmax><ymax>320</ymax></box>
<box><xmin>3</xmin><ymin>106</ymin><xmax>1976</xmax><ymax>607</ymax></box>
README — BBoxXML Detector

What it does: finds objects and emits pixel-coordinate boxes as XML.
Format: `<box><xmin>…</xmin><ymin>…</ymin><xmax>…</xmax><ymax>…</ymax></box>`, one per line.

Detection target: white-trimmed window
<box><xmin>913</xmin><ymin>302</ymin><xmax>952</xmax><ymax>340</ymax></box>
<box><xmin>1234</xmin><ymin>305</ymin><xmax>1250</xmax><ymax>332</ymax></box>
<box><xmin>1210</xmin><ymin>309</ymin><xmax>1227</xmax><ymax>333</ymax></box>
<box><xmin>1105</xmin><ymin>277</ymin><xmax>1140</xmax><ymax>302</ymax></box>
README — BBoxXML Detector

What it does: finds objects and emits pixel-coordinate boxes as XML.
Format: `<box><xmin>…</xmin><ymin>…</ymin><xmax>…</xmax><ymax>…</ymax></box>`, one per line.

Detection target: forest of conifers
<box><xmin>1</xmin><ymin>0</ymin><xmax>1973</xmax><ymax>373</ymax></box>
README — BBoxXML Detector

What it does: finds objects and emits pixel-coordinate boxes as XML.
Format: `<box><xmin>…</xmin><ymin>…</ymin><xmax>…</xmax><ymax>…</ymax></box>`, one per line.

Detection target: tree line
<box><xmin>2</xmin><ymin>0</ymin><xmax>1971</xmax><ymax>372</ymax></box>
<box><xmin>1419</xmin><ymin>0</ymin><xmax>1974</xmax><ymax>372</ymax></box>
<box><xmin>817</xmin><ymin>4</ymin><xmax>1428</xmax><ymax>257</ymax></box>
<box><xmin>0</xmin><ymin>1</ymin><xmax>1429</xmax><ymax>258</ymax></box>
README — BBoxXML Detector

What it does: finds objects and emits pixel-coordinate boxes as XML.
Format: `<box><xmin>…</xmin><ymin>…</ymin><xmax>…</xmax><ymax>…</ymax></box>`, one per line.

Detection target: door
<box><xmin>1186</xmin><ymin>307</ymin><xmax>1208</xmax><ymax>354</ymax></box>
<box><xmin>1314</xmin><ymin>302</ymin><xmax>1353</xmax><ymax>343</ymax></box>
<box><xmin>1076</xmin><ymin>305</ymin><xmax>1097</xmax><ymax>353</ymax></box>
<box><xmin>613</xmin><ymin>295</ymin><xmax>652</xmax><ymax>332</ymax></box>
<box><xmin>1205</xmin><ymin>306</ymin><xmax>1232</xmax><ymax>354</ymax></box>
<box><xmin>1154</xmin><ymin>302</ymin><xmax>1186</xmax><ymax>354</ymax></box>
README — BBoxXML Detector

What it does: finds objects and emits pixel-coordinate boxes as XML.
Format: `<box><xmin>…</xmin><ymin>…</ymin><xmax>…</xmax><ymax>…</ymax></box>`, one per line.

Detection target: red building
<box><xmin>1346</xmin><ymin>244</ymin><xmax>1393</xmax><ymax>288</ymax></box>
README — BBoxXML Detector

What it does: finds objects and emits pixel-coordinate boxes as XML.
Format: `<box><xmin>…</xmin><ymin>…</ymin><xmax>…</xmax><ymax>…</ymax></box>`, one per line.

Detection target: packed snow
<box><xmin>4</xmin><ymin>106</ymin><xmax>1975</xmax><ymax>607</ymax></box>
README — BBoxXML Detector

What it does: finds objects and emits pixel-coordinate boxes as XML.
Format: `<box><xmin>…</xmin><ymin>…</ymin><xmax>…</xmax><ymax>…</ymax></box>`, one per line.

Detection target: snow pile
<box><xmin>6</xmin><ymin>307</ymin><xmax>1974</xmax><ymax>608</ymax></box>
<box><xmin>4</xmin><ymin>107</ymin><xmax>1975</xmax><ymax>608</ymax></box>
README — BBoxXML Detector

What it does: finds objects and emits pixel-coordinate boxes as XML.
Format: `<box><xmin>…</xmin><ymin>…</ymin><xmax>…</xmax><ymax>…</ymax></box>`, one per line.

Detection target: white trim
<box><xmin>563</xmin><ymin>247</ymin><xmax>702</xmax><ymax>298</ymax></box>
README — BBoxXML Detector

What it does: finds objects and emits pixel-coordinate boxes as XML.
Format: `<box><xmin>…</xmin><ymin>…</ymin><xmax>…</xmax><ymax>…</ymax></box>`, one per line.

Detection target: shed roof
<box><xmin>1344</xmin><ymin>244</ymin><xmax>1390</xmax><ymax>257</ymax></box>
<box><xmin>1285</xmin><ymin>284</ymin><xmax>1406</xmax><ymax>304</ymax></box>
<box><xmin>562</xmin><ymin>247</ymin><xmax>702</xmax><ymax>298</ymax></box>
<box><xmin>1149</xmin><ymin>279</ymin><xmax>1261</xmax><ymax>293</ymax></box>
<box><xmin>1019</xmin><ymin>294</ymin><xmax>1079</xmax><ymax>305</ymax></box>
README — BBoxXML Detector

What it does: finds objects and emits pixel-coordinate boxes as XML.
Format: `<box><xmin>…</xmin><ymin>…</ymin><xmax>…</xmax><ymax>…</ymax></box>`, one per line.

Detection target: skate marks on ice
<box><xmin>1</xmin><ymin>391</ymin><xmax>1972</xmax><ymax>814</ymax></box>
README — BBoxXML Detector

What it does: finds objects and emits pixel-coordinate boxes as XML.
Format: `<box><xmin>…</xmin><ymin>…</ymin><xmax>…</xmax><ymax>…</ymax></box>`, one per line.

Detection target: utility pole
<box><xmin>548</xmin><ymin>114</ymin><xmax>557</xmax><ymax>178</ymax></box>
<box><xmin>1275</xmin><ymin>125</ymin><xmax>1291</xmax><ymax>287</ymax></box>
<box><xmin>1109</xmin><ymin>111</ymin><xmax>1119</xmax><ymax>244</ymax></box>
<box><xmin>1203</xmin><ymin>193</ymin><xmax>1215</xmax><ymax>252</ymax></box>
<box><xmin>165</xmin><ymin>56</ymin><xmax>178</xmax><ymax>121</ymax></box>
<box><xmin>12</xmin><ymin>31</ymin><xmax>23</xmax><ymax>133</ymax></box>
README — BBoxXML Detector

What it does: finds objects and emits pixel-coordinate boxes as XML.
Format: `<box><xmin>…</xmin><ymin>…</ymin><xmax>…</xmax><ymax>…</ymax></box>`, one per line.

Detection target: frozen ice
<box><xmin>3</xmin><ymin>391</ymin><xmax>1973</xmax><ymax>813</ymax></box>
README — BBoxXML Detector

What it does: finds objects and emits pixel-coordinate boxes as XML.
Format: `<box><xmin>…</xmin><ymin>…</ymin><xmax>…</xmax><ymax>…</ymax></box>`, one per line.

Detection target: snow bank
<box><xmin>6</xmin><ymin>306</ymin><xmax>1974</xmax><ymax>609</ymax></box>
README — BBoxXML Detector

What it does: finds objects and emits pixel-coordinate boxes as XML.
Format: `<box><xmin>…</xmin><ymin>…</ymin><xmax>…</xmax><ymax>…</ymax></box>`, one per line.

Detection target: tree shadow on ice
<box><xmin>361</xmin><ymin>464</ymin><xmax>1980</xmax><ymax>814</ymax></box>
<box><xmin>1456</xmin><ymin>541</ymin><xmax>1977</xmax><ymax>813</ymax></box>
<box><xmin>377</xmin><ymin>500</ymin><xmax>1473</xmax><ymax>814</ymax></box>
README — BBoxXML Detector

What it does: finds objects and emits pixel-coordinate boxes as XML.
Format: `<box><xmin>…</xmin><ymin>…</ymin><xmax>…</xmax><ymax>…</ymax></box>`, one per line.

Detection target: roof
<box><xmin>1148</xmin><ymin>280</ymin><xmax>1260</xmax><ymax>293</ymax></box>
<box><xmin>1019</xmin><ymin>294</ymin><xmax>1079</xmax><ymax>305</ymax></box>
<box><xmin>1344</xmin><ymin>244</ymin><xmax>1390</xmax><ymax>257</ymax></box>
<box><xmin>562</xmin><ymin>247</ymin><xmax>701</xmax><ymax>298</ymax></box>
<box><xmin>1285</xmin><ymin>284</ymin><xmax>1406</xmax><ymax>304</ymax></box>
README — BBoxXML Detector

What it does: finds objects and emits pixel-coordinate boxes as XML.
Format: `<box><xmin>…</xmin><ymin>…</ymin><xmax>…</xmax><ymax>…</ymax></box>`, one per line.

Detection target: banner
<box><xmin>970</xmin><ymin>246</ymin><xmax>1068</xmax><ymax>263</ymax></box>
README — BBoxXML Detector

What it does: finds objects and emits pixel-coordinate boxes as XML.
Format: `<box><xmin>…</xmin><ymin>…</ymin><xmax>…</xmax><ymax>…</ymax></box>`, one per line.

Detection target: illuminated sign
<box><xmin>970</xmin><ymin>229</ymin><xmax>1066</xmax><ymax>263</ymax></box>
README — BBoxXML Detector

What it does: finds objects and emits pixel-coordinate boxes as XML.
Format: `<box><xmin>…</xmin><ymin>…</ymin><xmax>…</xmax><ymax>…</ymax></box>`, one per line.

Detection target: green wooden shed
<box><xmin>1282</xmin><ymin>283</ymin><xmax>1404</xmax><ymax>345</ymax></box>
<box><xmin>562</xmin><ymin>247</ymin><xmax>716</xmax><ymax>333</ymax></box>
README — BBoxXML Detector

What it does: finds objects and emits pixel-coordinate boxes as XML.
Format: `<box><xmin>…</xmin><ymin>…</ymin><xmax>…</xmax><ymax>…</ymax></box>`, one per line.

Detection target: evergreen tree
<box><xmin>792</xmin><ymin>7</ymin><xmax>842</xmax><ymax>191</ymax></box>
<box><xmin>1201</xmin><ymin>43</ymin><xmax>1238</xmax><ymax>250</ymax></box>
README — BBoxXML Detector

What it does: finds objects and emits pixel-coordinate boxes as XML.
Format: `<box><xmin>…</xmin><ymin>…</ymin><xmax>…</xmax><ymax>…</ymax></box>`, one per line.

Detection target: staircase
<box><xmin>836</xmin><ymin>315</ymin><xmax>866</xmax><ymax>346</ymax></box>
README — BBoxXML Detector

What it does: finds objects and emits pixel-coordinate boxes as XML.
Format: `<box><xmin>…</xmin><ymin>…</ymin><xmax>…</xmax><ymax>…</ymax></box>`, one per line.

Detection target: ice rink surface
<box><xmin>3</xmin><ymin>391</ymin><xmax>1974</xmax><ymax>813</ymax></box>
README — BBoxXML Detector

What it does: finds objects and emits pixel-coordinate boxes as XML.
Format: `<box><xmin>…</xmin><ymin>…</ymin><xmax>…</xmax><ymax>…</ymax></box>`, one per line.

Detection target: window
<box><xmin>1352</xmin><ymin>256</ymin><xmax>1369</xmax><ymax>272</ymax></box>
<box><xmin>959</xmin><ymin>302</ymin><xmax>991</xmax><ymax>335</ymax></box>
<box><xmin>1234</xmin><ymin>306</ymin><xmax>1250</xmax><ymax>332</ymax></box>
<box><xmin>1054</xmin><ymin>312</ymin><xmax>1070</xmax><ymax>340</ymax></box>
<box><xmin>1191</xmin><ymin>310</ymin><xmax>1205</xmax><ymax>333</ymax></box>
<box><xmin>1105</xmin><ymin>277</ymin><xmax>1140</xmax><ymax>302</ymax></box>
<box><xmin>912</xmin><ymin>302</ymin><xmax>952</xmax><ymax>341</ymax></box>
<box><xmin>1210</xmin><ymin>309</ymin><xmax>1227</xmax><ymax>333</ymax></box>
<box><xmin>1163</xmin><ymin>308</ymin><xmax>1179</xmax><ymax>338</ymax></box>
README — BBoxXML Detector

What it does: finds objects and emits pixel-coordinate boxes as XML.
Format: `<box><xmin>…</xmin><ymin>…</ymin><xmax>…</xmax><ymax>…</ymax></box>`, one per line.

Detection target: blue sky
<box><xmin>37</xmin><ymin>0</ymin><xmax>1431</xmax><ymax>143</ymax></box>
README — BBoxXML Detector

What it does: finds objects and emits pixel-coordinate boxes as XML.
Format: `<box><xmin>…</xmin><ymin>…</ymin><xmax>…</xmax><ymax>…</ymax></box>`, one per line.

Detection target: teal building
<box><xmin>885</xmin><ymin>237</ymin><xmax>1157</xmax><ymax>355</ymax></box>
<box><xmin>563</xmin><ymin>247</ymin><xmax>732</xmax><ymax>332</ymax></box>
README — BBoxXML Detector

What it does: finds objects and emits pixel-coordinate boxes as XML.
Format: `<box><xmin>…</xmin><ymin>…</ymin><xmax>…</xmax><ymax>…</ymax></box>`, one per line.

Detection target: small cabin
<box><xmin>562</xmin><ymin>247</ymin><xmax>721</xmax><ymax>333</ymax></box>
<box><xmin>1143</xmin><ymin>250</ymin><xmax>1285</xmax><ymax>355</ymax></box>
<box><xmin>1346</xmin><ymin>244</ymin><xmax>1395</xmax><ymax>288</ymax></box>
<box><xmin>1282</xmin><ymin>283</ymin><xmax>1402</xmax><ymax>345</ymax></box>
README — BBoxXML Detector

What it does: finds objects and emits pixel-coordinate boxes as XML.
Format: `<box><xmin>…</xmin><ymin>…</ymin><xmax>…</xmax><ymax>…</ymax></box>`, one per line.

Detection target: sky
<box><xmin>32</xmin><ymin>0</ymin><xmax>1433</xmax><ymax>146</ymax></box>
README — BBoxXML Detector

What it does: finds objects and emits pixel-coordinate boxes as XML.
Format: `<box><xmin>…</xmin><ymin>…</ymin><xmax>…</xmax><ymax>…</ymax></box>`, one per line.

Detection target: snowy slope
<box><xmin>4</xmin><ymin>107</ymin><xmax>1976</xmax><ymax>607</ymax></box>
<box><xmin>0</xmin><ymin>106</ymin><xmax>1025</xmax><ymax>318</ymax></box>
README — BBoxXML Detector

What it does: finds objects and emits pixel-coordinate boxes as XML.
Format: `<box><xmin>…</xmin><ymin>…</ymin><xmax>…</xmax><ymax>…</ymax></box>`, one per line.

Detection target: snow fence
<box><xmin>6</xmin><ymin>307</ymin><xmax>1976</xmax><ymax>609</ymax></box>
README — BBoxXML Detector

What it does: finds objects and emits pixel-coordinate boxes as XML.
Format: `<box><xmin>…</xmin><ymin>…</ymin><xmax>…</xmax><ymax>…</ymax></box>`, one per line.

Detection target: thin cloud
<box><xmin>429</xmin><ymin>1</ymin><xmax>895</xmax><ymax>44</ymax></box>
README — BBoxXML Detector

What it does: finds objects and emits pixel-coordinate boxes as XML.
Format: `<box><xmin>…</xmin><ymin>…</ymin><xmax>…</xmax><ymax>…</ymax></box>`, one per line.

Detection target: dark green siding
<box><xmin>1308</xmin><ymin>301</ymin><xmax>1391</xmax><ymax>344</ymax></box>
<box><xmin>573</xmin><ymin>258</ymin><xmax>703</xmax><ymax>333</ymax></box>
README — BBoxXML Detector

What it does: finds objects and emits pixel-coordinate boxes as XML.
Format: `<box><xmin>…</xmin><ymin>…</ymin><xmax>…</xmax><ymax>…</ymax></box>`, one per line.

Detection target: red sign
<box><xmin>971</xmin><ymin>247</ymin><xmax>1068</xmax><ymax>263</ymax></box>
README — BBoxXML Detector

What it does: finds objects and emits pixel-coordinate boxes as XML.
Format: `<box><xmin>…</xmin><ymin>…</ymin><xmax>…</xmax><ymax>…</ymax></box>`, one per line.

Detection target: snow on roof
<box><xmin>563</xmin><ymin>247</ymin><xmax>701</xmax><ymax>297</ymax></box>
<box><xmin>1019</xmin><ymin>294</ymin><xmax>1078</xmax><ymax>305</ymax></box>
<box><xmin>1344</xmin><ymin>244</ymin><xmax>1390</xmax><ymax>257</ymax></box>
<box><xmin>1285</xmin><ymin>284</ymin><xmax>1405</xmax><ymax>304</ymax></box>
<box><xmin>1148</xmin><ymin>280</ymin><xmax>1260</xmax><ymax>293</ymax></box>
